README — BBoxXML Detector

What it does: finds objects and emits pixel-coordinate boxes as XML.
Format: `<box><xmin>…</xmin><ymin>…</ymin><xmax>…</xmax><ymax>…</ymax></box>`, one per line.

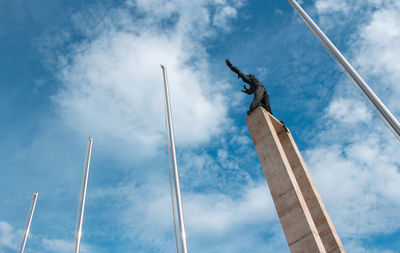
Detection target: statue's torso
<box><xmin>248</xmin><ymin>77</ymin><xmax>266</xmax><ymax>92</ymax></box>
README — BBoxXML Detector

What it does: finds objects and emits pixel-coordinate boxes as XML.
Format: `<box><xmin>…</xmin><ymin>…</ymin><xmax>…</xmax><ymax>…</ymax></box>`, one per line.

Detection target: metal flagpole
<box><xmin>72</xmin><ymin>137</ymin><xmax>94</xmax><ymax>253</ymax></box>
<box><xmin>19</xmin><ymin>192</ymin><xmax>38</xmax><ymax>253</ymax></box>
<box><xmin>161</xmin><ymin>67</ymin><xmax>181</xmax><ymax>253</ymax></box>
<box><xmin>287</xmin><ymin>0</ymin><xmax>400</xmax><ymax>140</ymax></box>
<box><xmin>161</xmin><ymin>65</ymin><xmax>188</xmax><ymax>253</ymax></box>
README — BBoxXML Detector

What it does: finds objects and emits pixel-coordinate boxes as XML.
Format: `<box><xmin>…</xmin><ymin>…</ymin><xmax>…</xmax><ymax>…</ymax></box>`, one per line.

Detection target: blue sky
<box><xmin>1</xmin><ymin>0</ymin><xmax>400</xmax><ymax>252</ymax></box>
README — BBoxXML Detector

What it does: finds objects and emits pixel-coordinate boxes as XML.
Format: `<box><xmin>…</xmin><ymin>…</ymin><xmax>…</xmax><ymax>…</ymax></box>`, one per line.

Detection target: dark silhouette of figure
<box><xmin>225</xmin><ymin>59</ymin><xmax>272</xmax><ymax>115</ymax></box>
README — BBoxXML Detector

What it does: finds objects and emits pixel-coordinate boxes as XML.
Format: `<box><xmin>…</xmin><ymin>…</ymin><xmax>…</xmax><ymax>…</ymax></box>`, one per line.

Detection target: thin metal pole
<box><xmin>72</xmin><ymin>137</ymin><xmax>94</xmax><ymax>253</ymax></box>
<box><xmin>162</xmin><ymin>69</ymin><xmax>181</xmax><ymax>253</ymax></box>
<box><xmin>287</xmin><ymin>0</ymin><xmax>400</xmax><ymax>139</ymax></box>
<box><xmin>19</xmin><ymin>192</ymin><xmax>38</xmax><ymax>253</ymax></box>
<box><xmin>161</xmin><ymin>65</ymin><xmax>188</xmax><ymax>253</ymax></box>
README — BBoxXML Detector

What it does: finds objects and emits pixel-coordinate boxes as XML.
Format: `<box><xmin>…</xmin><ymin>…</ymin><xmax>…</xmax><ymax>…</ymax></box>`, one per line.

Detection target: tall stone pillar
<box><xmin>246</xmin><ymin>107</ymin><xmax>345</xmax><ymax>253</ymax></box>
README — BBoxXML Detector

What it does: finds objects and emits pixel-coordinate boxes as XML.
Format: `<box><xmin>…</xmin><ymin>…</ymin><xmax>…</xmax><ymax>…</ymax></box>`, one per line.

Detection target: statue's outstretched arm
<box><xmin>225</xmin><ymin>59</ymin><xmax>249</xmax><ymax>83</ymax></box>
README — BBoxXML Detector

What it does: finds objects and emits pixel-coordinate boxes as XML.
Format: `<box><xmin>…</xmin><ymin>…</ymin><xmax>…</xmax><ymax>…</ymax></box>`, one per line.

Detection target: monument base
<box><xmin>246</xmin><ymin>107</ymin><xmax>345</xmax><ymax>253</ymax></box>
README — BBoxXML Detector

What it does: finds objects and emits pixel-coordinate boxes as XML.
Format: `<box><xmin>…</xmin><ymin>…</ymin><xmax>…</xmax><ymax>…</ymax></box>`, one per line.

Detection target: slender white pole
<box><xmin>162</xmin><ymin>69</ymin><xmax>181</xmax><ymax>253</ymax></box>
<box><xmin>161</xmin><ymin>65</ymin><xmax>188</xmax><ymax>253</ymax></box>
<box><xmin>19</xmin><ymin>192</ymin><xmax>38</xmax><ymax>253</ymax></box>
<box><xmin>287</xmin><ymin>0</ymin><xmax>400</xmax><ymax>139</ymax></box>
<box><xmin>72</xmin><ymin>137</ymin><xmax>94</xmax><ymax>253</ymax></box>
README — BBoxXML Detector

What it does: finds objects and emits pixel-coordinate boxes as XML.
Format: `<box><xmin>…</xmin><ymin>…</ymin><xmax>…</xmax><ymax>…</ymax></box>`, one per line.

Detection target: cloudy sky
<box><xmin>1</xmin><ymin>0</ymin><xmax>400</xmax><ymax>252</ymax></box>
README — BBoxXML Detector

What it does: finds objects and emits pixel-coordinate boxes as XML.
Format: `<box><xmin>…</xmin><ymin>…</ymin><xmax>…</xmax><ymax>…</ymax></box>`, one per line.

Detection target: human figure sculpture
<box><xmin>225</xmin><ymin>59</ymin><xmax>272</xmax><ymax>115</ymax></box>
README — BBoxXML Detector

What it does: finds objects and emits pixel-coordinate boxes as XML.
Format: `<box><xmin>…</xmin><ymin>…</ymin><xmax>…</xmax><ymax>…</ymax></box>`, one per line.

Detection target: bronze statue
<box><xmin>225</xmin><ymin>59</ymin><xmax>272</xmax><ymax>115</ymax></box>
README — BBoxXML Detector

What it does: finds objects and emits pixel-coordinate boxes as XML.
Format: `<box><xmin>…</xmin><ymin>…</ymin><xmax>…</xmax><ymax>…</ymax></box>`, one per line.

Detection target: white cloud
<box><xmin>315</xmin><ymin>0</ymin><xmax>350</xmax><ymax>15</ymax></box>
<box><xmin>185</xmin><ymin>184</ymin><xmax>275</xmax><ymax>235</ymax></box>
<box><xmin>53</xmin><ymin>1</ymin><xmax>241</xmax><ymax>157</ymax></box>
<box><xmin>314</xmin><ymin>0</ymin><xmax>395</xmax><ymax>16</ymax></box>
<box><xmin>0</xmin><ymin>221</ymin><xmax>20</xmax><ymax>252</ymax></box>
<box><xmin>213</xmin><ymin>6</ymin><xmax>237</xmax><ymax>30</ymax></box>
<box><xmin>56</xmin><ymin>30</ymin><xmax>228</xmax><ymax>156</ymax></box>
<box><xmin>96</xmin><ymin>179</ymin><xmax>281</xmax><ymax>252</ymax></box>
<box><xmin>306</xmin><ymin>143</ymin><xmax>400</xmax><ymax>238</ymax></box>
<box><xmin>313</xmin><ymin>0</ymin><xmax>398</xmax><ymax>30</ymax></box>
<box><xmin>326</xmin><ymin>98</ymin><xmax>372</xmax><ymax>124</ymax></box>
<box><xmin>355</xmin><ymin>6</ymin><xmax>400</xmax><ymax>112</ymax></box>
<box><xmin>84</xmin><ymin>125</ymin><xmax>280</xmax><ymax>252</ymax></box>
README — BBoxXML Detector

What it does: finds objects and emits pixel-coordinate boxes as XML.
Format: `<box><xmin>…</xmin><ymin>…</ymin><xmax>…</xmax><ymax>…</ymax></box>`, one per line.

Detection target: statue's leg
<box><xmin>249</xmin><ymin>92</ymin><xmax>264</xmax><ymax>114</ymax></box>
<box><xmin>261</xmin><ymin>91</ymin><xmax>272</xmax><ymax>114</ymax></box>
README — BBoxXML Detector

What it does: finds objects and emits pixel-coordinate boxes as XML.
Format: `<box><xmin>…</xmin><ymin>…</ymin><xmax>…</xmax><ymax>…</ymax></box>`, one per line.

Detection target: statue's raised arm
<box><xmin>225</xmin><ymin>59</ymin><xmax>272</xmax><ymax>115</ymax></box>
<box><xmin>225</xmin><ymin>59</ymin><xmax>250</xmax><ymax>83</ymax></box>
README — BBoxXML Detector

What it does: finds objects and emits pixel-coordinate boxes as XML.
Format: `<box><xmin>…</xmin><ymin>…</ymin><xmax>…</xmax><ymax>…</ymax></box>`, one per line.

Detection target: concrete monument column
<box><xmin>246</xmin><ymin>107</ymin><xmax>345</xmax><ymax>253</ymax></box>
